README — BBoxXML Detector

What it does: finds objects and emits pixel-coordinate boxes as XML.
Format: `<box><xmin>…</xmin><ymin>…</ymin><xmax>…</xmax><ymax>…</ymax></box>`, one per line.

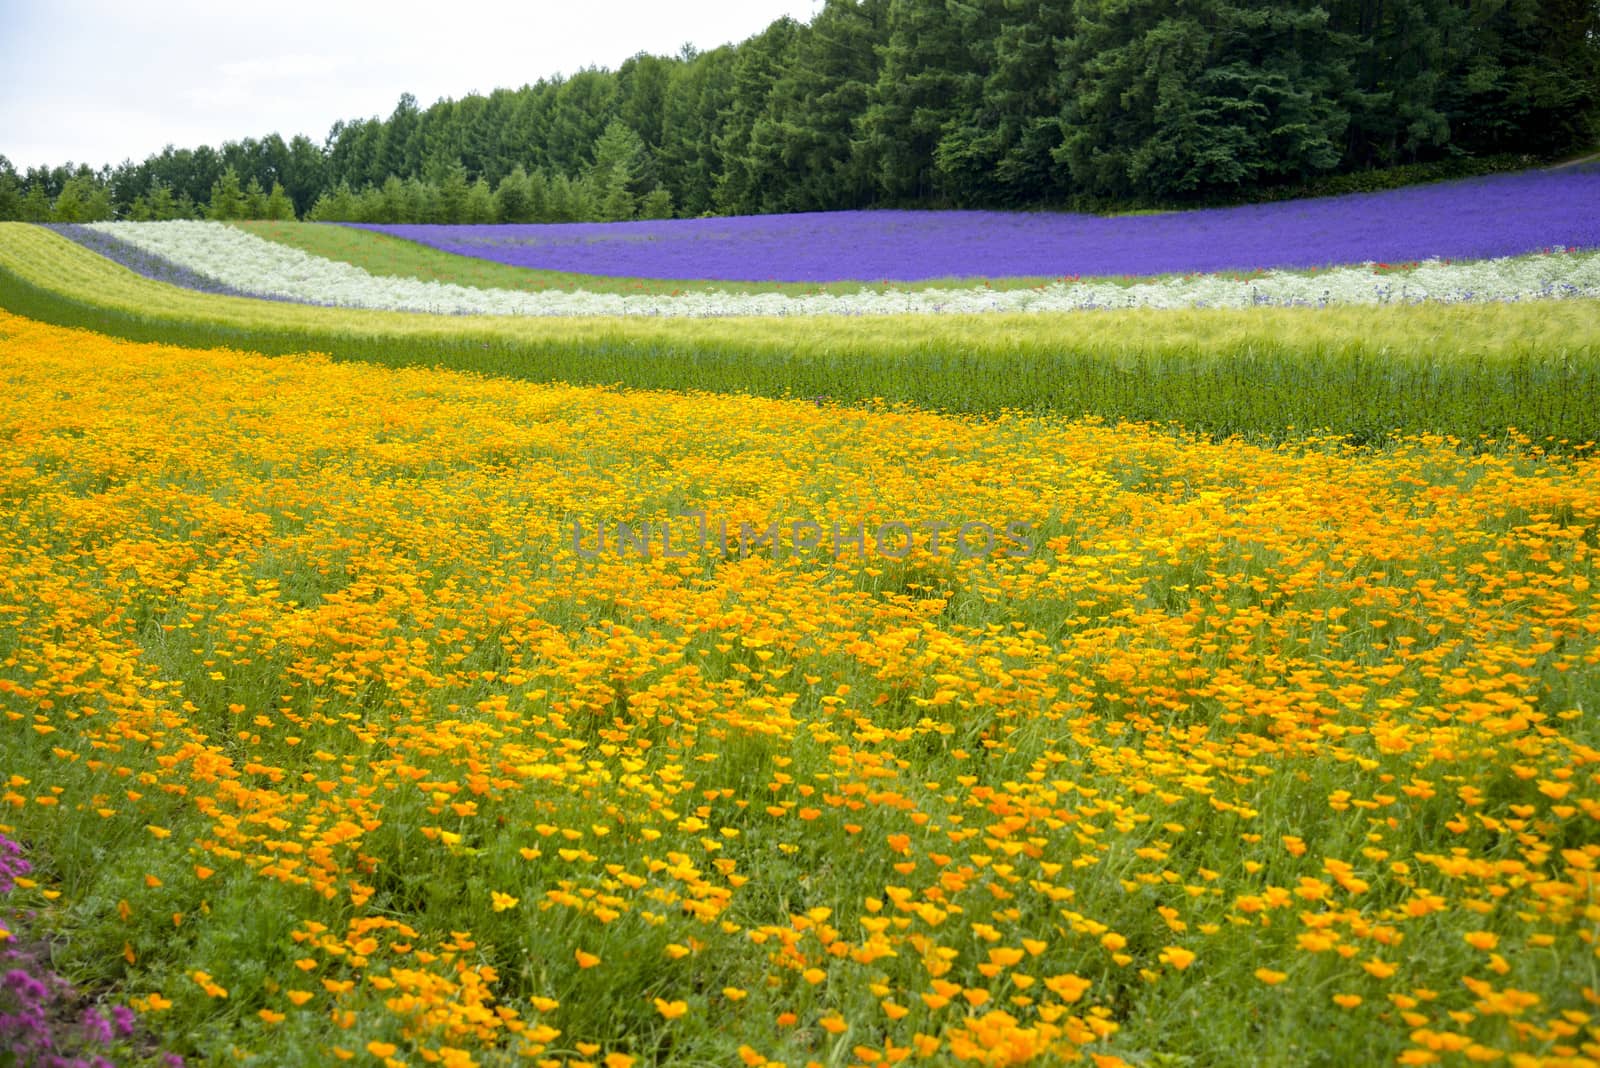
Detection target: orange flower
<box><xmin>1161</xmin><ymin>947</ymin><xmax>1196</xmax><ymax>971</ymax></box>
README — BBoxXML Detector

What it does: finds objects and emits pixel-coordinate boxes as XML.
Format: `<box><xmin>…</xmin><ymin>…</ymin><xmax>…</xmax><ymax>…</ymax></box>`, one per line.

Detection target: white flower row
<box><xmin>88</xmin><ymin>220</ymin><xmax>1600</xmax><ymax>318</ymax></box>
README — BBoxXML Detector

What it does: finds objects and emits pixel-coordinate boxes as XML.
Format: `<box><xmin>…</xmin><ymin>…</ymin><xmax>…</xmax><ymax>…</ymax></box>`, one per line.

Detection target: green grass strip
<box><xmin>3</xmin><ymin>222</ymin><xmax>1598</xmax><ymax>445</ymax></box>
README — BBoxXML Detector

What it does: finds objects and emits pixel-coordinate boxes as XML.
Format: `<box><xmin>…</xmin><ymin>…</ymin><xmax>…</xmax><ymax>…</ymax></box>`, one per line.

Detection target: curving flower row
<box><xmin>354</xmin><ymin>167</ymin><xmax>1600</xmax><ymax>283</ymax></box>
<box><xmin>78</xmin><ymin>221</ymin><xmax>1600</xmax><ymax>318</ymax></box>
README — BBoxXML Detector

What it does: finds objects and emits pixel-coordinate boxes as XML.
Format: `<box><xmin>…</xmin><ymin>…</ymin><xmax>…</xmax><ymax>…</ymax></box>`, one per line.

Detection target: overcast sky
<box><xmin>0</xmin><ymin>0</ymin><xmax>824</xmax><ymax>173</ymax></box>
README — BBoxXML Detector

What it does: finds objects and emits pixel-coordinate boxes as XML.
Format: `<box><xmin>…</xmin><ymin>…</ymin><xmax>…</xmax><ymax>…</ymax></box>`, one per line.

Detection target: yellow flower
<box><xmin>1044</xmin><ymin>974</ymin><xmax>1093</xmax><ymax>1002</ymax></box>
<box><xmin>1161</xmin><ymin>947</ymin><xmax>1196</xmax><ymax>971</ymax></box>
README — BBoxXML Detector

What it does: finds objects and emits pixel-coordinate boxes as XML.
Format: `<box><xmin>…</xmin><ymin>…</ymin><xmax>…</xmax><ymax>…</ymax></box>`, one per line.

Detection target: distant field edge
<box><xmin>1</xmin><ymin>223</ymin><xmax>1597</xmax><ymax>446</ymax></box>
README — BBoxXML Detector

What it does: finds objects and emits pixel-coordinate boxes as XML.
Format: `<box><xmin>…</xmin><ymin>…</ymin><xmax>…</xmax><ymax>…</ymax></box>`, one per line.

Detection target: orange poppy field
<box><xmin>0</xmin><ymin>308</ymin><xmax>1597</xmax><ymax>1066</ymax></box>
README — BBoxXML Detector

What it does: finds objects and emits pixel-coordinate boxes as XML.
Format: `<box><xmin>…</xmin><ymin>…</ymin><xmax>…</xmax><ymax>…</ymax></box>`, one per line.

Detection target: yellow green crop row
<box><xmin>2</xmin><ymin>222</ymin><xmax>1597</xmax><ymax>442</ymax></box>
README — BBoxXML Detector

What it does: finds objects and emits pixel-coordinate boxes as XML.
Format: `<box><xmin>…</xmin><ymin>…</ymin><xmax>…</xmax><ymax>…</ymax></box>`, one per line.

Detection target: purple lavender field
<box><xmin>353</xmin><ymin>166</ymin><xmax>1600</xmax><ymax>283</ymax></box>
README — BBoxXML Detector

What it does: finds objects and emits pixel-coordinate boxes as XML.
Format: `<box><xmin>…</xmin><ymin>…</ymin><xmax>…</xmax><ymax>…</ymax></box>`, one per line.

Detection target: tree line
<box><xmin>3</xmin><ymin>0</ymin><xmax>1596</xmax><ymax>225</ymax></box>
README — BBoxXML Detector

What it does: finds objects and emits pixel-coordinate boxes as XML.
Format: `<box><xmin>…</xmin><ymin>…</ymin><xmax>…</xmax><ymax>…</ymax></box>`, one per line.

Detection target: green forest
<box><xmin>4</xmin><ymin>0</ymin><xmax>1597</xmax><ymax>224</ymax></box>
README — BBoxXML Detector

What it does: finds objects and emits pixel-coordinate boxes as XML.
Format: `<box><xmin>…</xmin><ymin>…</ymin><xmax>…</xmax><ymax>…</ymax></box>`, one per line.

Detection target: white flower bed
<box><xmin>88</xmin><ymin>221</ymin><xmax>1600</xmax><ymax>318</ymax></box>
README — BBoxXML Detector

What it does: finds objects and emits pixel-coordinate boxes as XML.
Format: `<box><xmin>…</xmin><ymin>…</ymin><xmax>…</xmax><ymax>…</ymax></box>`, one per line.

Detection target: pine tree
<box><xmin>638</xmin><ymin>185</ymin><xmax>674</xmax><ymax>219</ymax></box>
<box><xmin>376</xmin><ymin>176</ymin><xmax>408</xmax><ymax>222</ymax></box>
<box><xmin>492</xmin><ymin>166</ymin><xmax>531</xmax><ymax>222</ymax></box>
<box><xmin>0</xmin><ymin>165</ymin><xmax>20</xmax><ymax>221</ymax></box>
<box><xmin>864</xmin><ymin>0</ymin><xmax>978</xmax><ymax>202</ymax></box>
<box><xmin>308</xmin><ymin>183</ymin><xmax>357</xmax><ymax>221</ymax></box>
<box><xmin>1057</xmin><ymin>0</ymin><xmax>1351</xmax><ymax>201</ymax></box>
<box><xmin>147</xmin><ymin>180</ymin><xmax>178</xmax><ymax>220</ymax></box>
<box><xmin>744</xmin><ymin>0</ymin><xmax>889</xmax><ymax>212</ymax></box>
<box><xmin>51</xmin><ymin>178</ymin><xmax>87</xmax><ymax>222</ymax></box>
<box><xmin>714</xmin><ymin>17</ymin><xmax>802</xmax><ymax>213</ymax></box>
<box><xmin>437</xmin><ymin>162</ymin><xmax>470</xmax><ymax>223</ymax></box>
<box><xmin>589</xmin><ymin>120</ymin><xmax>652</xmax><ymax>199</ymax></box>
<box><xmin>353</xmin><ymin>186</ymin><xmax>385</xmax><ymax>222</ymax></box>
<box><xmin>934</xmin><ymin>0</ymin><xmax>1074</xmax><ymax>206</ymax></box>
<box><xmin>403</xmin><ymin>178</ymin><xmax>436</xmax><ymax>223</ymax></box>
<box><xmin>526</xmin><ymin>168</ymin><xmax>551</xmax><ymax>222</ymax></box>
<box><xmin>464</xmin><ymin>177</ymin><xmax>497</xmax><ymax>223</ymax></box>
<box><xmin>207</xmin><ymin>167</ymin><xmax>248</xmax><ymax>219</ymax></box>
<box><xmin>599</xmin><ymin>162</ymin><xmax>637</xmax><ymax>221</ymax></box>
<box><xmin>243</xmin><ymin>177</ymin><xmax>270</xmax><ymax>219</ymax></box>
<box><xmin>264</xmin><ymin>182</ymin><xmax>297</xmax><ymax>220</ymax></box>
<box><xmin>51</xmin><ymin>176</ymin><xmax>111</xmax><ymax>221</ymax></box>
<box><xmin>82</xmin><ymin>181</ymin><xmax>114</xmax><ymax>220</ymax></box>
<box><xmin>19</xmin><ymin>184</ymin><xmax>51</xmax><ymax>222</ymax></box>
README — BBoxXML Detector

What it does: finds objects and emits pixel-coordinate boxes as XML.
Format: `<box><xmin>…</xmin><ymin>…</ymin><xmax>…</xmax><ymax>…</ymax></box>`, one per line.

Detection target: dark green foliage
<box><xmin>656</xmin><ymin>45</ymin><xmax>738</xmax><ymax>217</ymax></box>
<box><xmin>436</xmin><ymin>162</ymin><xmax>471</xmax><ymax>224</ymax></box>
<box><xmin>206</xmin><ymin>167</ymin><xmax>248</xmax><ymax>220</ymax></box>
<box><xmin>491</xmin><ymin>166</ymin><xmax>533</xmax><ymax>223</ymax></box>
<box><xmin>864</xmin><ymin>0</ymin><xmax>984</xmax><ymax>203</ymax></box>
<box><xmin>0</xmin><ymin>157</ymin><xmax>21</xmax><ymax>221</ymax></box>
<box><xmin>264</xmin><ymin>183</ymin><xmax>297</xmax><ymax>221</ymax></box>
<box><xmin>1057</xmin><ymin>0</ymin><xmax>1354</xmax><ymax>200</ymax></box>
<box><xmin>306</xmin><ymin>183</ymin><xmax>358</xmax><ymax>222</ymax></box>
<box><xmin>741</xmin><ymin>0</ymin><xmax>887</xmax><ymax>212</ymax></box>
<box><xmin>638</xmin><ymin>185</ymin><xmax>675</xmax><ymax>220</ymax></box>
<box><xmin>713</xmin><ymin>17</ymin><xmax>804</xmax><ymax>213</ymax></box>
<box><xmin>1444</xmin><ymin>0</ymin><xmax>1600</xmax><ymax>157</ymax></box>
<box><xmin>19</xmin><ymin>185</ymin><xmax>52</xmax><ymax>223</ymax></box>
<box><xmin>598</xmin><ymin>164</ymin><xmax>637</xmax><ymax>222</ymax></box>
<box><xmin>50</xmin><ymin>175</ymin><xmax>114</xmax><ymax>222</ymax></box>
<box><xmin>933</xmin><ymin>2</ymin><xmax>1075</xmax><ymax>207</ymax></box>
<box><xmin>464</xmin><ymin>178</ymin><xmax>497</xmax><ymax>224</ymax></box>
<box><xmin>589</xmin><ymin>120</ymin><xmax>654</xmax><ymax>207</ymax></box>
<box><xmin>127</xmin><ymin>180</ymin><xmax>182</xmax><ymax>221</ymax></box>
<box><xmin>16</xmin><ymin>0</ymin><xmax>1600</xmax><ymax>221</ymax></box>
<box><xmin>243</xmin><ymin>177</ymin><xmax>270</xmax><ymax>219</ymax></box>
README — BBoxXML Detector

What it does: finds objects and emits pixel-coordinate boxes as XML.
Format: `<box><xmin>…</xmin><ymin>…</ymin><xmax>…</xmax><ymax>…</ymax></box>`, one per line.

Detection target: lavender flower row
<box><xmin>356</xmin><ymin>166</ymin><xmax>1600</xmax><ymax>282</ymax></box>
